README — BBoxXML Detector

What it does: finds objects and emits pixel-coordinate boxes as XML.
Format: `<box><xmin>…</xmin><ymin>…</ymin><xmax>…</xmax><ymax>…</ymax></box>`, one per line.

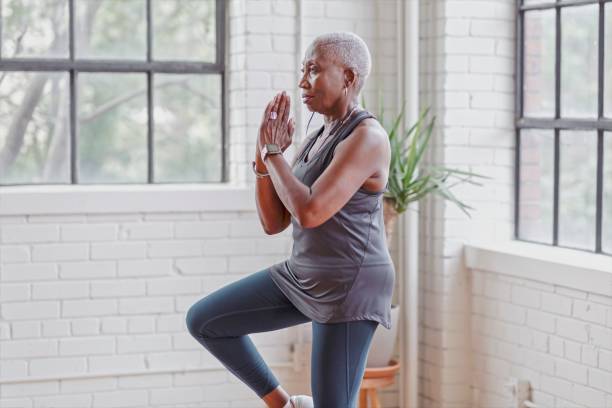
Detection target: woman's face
<box><xmin>299</xmin><ymin>46</ymin><xmax>347</xmax><ymax>114</ymax></box>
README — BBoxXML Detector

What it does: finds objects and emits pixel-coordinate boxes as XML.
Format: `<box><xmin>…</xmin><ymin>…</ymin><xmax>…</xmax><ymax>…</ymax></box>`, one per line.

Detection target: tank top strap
<box><xmin>319</xmin><ymin>109</ymin><xmax>377</xmax><ymax>170</ymax></box>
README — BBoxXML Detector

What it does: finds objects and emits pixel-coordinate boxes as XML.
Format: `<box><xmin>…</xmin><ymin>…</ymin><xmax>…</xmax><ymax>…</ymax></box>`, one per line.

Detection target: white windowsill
<box><xmin>0</xmin><ymin>183</ymin><xmax>257</xmax><ymax>215</ymax></box>
<box><xmin>465</xmin><ymin>239</ymin><xmax>612</xmax><ymax>297</ymax></box>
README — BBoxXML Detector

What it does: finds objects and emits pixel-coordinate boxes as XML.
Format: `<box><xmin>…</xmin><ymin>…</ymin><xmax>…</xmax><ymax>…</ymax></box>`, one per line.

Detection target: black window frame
<box><xmin>0</xmin><ymin>0</ymin><xmax>227</xmax><ymax>186</ymax></box>
<box><xmin>515</xmin><ymin>0</ymin><xmax>612</xmax><ymax>255</ymax></box>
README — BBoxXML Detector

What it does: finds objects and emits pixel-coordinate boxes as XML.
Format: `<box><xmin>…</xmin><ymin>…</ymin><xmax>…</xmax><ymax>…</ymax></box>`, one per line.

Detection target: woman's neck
<box><xmin>323</xmin><ymin>101</ymin><xmax>358</xmax><ymax>126</ymax></box>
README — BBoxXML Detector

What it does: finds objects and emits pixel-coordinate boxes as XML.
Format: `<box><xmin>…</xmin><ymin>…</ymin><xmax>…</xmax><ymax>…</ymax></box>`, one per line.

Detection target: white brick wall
<box><xmin>471</xmin><ymin>270</ymin><xmax>612</xmax><ymax>408</ymax></box>
<box><xmin>0</xmin><ymin>1</ymin><xmax>402</xmax><ymax>407</ymax></box>
<box><xmin>418</xmin><ymin>0</ymin><xmax>515</xmax><ymax>407</ymax></box>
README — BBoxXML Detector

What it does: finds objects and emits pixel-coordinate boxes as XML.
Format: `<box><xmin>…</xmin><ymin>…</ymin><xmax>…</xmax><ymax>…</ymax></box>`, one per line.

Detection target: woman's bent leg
<box><xmin>311</xmin><ymin>320</ymin><xmax>379</xmax><ymax>408</ymax></box>
<box><xmin>185</xmin><ymin>268</ymin><xmax>311</xmax><ymax>399</ymax></box>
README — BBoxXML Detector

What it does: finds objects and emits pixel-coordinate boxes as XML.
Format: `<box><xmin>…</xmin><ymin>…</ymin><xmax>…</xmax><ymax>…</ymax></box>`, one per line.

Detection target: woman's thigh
<box><xmin>186</xmin><ymin>268</ymin><xmax>311</xmax><ymax>339</ymax></box>
<box><xmin>311</xmin><ymin>319</ymin><xmax>379</xmax><ymax>408</ymax></box>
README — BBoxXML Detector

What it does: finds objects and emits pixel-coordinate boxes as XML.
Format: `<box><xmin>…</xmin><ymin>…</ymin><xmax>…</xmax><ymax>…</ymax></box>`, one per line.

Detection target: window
<box><xmin>0</xmin><ymin>0</ymin><xmax>225</xmax><ymax>186</ymax></box>
<box><xmin>516</xmin><ymin>0</ymin><xmax>611</xmax><ymax>255</ymax></box>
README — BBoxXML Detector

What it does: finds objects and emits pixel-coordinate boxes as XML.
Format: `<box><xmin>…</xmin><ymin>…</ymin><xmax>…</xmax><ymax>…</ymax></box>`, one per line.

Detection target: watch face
<box><xmin>266</xmin><ymin>143</ymin><xmax>281</xmax><ymax>153</ymax></box>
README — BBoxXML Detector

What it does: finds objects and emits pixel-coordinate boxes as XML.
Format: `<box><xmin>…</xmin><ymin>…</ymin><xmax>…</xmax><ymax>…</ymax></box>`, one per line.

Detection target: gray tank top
<box><xmin>267</xmin><ymin>108</ymin><xmax>395</xmax><ymax>330</ymax></box>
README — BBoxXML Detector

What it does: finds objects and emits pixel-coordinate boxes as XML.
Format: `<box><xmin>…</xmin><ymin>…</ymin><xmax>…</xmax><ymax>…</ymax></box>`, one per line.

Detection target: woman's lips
<box><xmin>302</xmin><ymin>95</ymin><xmax>314</xmax><ymax>104</ymax></box>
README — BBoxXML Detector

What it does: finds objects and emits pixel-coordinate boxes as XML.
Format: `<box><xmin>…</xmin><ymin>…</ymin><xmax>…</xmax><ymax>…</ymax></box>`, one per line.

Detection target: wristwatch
<box><xmin>261</xmin><ymin>143</ymin><xmax>282</xmax><ymax>162</ymax></box>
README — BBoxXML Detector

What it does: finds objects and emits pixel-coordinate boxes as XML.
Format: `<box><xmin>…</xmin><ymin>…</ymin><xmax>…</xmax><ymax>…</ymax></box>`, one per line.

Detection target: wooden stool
<box><xmin>358</xmin><ymin>359</ymin><xmax>400</xmax><ymax>408</ymax></box>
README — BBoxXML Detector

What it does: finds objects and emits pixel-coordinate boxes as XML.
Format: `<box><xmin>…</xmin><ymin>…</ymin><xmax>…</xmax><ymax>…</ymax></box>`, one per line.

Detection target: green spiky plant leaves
<box><xmin>362</xmin><ymin>94</ymin><xmax>490</xmax><ymax>218</ymax></box>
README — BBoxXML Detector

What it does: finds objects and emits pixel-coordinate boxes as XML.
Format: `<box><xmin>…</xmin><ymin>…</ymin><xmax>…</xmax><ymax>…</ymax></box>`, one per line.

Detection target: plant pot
<box><xmin>366</xmin><ymin>303</ymin><xmax>400</xmax><ymax>367</ymax></box>
<box><xmin>383</xmin><ymin>197</ymin><xmax>399</xmax><ymax>247</ymax></box>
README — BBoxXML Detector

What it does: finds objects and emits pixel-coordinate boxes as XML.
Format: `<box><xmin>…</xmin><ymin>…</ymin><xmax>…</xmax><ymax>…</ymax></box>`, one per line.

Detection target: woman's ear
<box><xmin>344</xmin><ymin>69</ymin><xmax>356</xmax><ymax>88</ymax></box>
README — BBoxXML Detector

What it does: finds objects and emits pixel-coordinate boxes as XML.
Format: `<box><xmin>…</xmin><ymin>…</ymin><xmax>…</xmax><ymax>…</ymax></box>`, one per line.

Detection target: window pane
<box><xmin>561</xmin><ymin>5</ymin><xmax>598</xmax><ymax>118</ymax></box>
<box><xmin>606</xmin><ymin>4</ymin><xmax>612</xmax><ymax>118</ymax></box>
<box><xmin>523</xmin><ymin>9</ymin><xmax>555</xmax><ymax>117</ymax></box>
<box><xmin>558</xmin><ymin>131</ymin><xmax>597</xmax><ymax>250</ymax></box>
<box><xmin>78</xmin><ymin>73</ymin><xmax>148</xmax><ymax>183</ymax></box>
<box><xmin>1</xmin><ymin>0</ymin><xmax>69</xmax><ymax>58</ymax></box>
<box><xmin>75</xmin><ymin>0</ymin><xmax>147</xmax><ymax>60</ymax></box>
<box><xmin>519</xmin><ymin>129</ymin><xmax>554</xmax><ymax>243</ymax></box>
<box><xmin>154</xmin><ymin>74</ymin><xmax>222</xmax><ymax>182</ymax></box>
<box><xmin>603</xmin><ymin>133</ymin><xmax>612</xmax><ymax>254</ymax></box>
<box><xmin>0</xmin><ymin>72</ymin><xmax>70</xmax><ymax>184</ymax></box>
<box><xmin>152</xmin><ymin>0</ymin><xmax>216</xmax><ymax>62</ymax></box>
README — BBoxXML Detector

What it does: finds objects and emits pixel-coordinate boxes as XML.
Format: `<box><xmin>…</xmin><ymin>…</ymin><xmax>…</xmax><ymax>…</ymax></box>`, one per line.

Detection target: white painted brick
<box><xmin>542</xmin><ymin>292</ymin><xmax>573</xmax><ymax>316</ymax></box>
<box><xmin>63</xmin><ymin>299</ymin><xmax>117</xmax><ymax>318</ymax></box>
<box><xmin>11</xmin><ymin>321</ymin><xmax>40</xmax><ymax>338</ymax></box>
<box><xmin>0</xmin><ymin>246</ymin><xmax>30</xmax><ymax>262</ymax></box>
<box><xmin>2</xmin><ymin>301</ymin><xmax>59</xmax><ymax>320</ymax></box>
<box><xmin>589</xmin><ymin>367</ymin><xmax>612</xmax><ymax>393</ymax></box>
<box><xmin>147</xmin><ymin>277</ymin><xmax>202</xmax><ymax>296</ymax></box>
<box><xmin>32</xmin><ymin>281</ymin><xmax>89</xmax><ymax>299</ymax></box>
<box><xmin>590</xmin><ymin>325</ymin><xmax>612</xmax><ymax>350</ymax></box>
<box><xmin>90</xmin><ymin>390</ymin><xmax>148</xmax><ymax>407</ymax></box>
<box><xmin>573</xmin><ymin>299</ymin><xmax>608</xmax><ymax>325</ymax></box>
<box><xmin>175</xmin><ymin>221</ymin><xmax>229</xmax><ymax>239</ymax></box>
<box><xmin>497</xmin><ymin>302</ymin><xmax>526</xmax><ymax>324</ymax></box>
<box><xmin>1</xmin><ymin>339</ymin><xmax>58</xmax><ymax>358</ymax></box>
<box><xmin>555</xmin><ymin>359</ymin><xmax>588</xmax><ymax>384</ymax></box>
<box><xmin>245</xmin><ymin>0</ymin><xmax>270</xmax><ymax>15</ymax></box>
<box><xmin>557</xmin><ymin>317</ymin><xmax>589</xmax><ymax>342</ymax></box>
<box><xmin>72</xmin><ymin>317</ymin><xmax>100</xmax><ymax>336</ymax></box>
<box><xmin>157</xmin><ymin>314</ymin><xmax>184</xmax><ymax>333</ymax></box>
<box><xmin>469</xmin><ymin>56</ymin><xmax>513</xmax><ymax>75</ymax></box>
<box><xmin>121</xmin><ymin>223</ymin><xmax>173</xmax><ymax>240</ymax></box>
<box><xmin>1</xmin><ymin>381</ymin><xmax>59</xmax><ymax>399</ymax></box>
<box><xmin>61</xmin><ymin>224</ymin><xmax>117</xmax><ymax>241</ymax></box>
<box><xmin>556</xmin><ymin>286</ymin><xmax>588</xmax><ymax>299</ymax></box>
<box><xmin>127</xmin><ymin>316</ymin><xmax>155</xmax><ymax>333</ymax></box>
<box><xmin>511</xmin><ymin>285</ymin><xmax>541</xmax><ymax>308</ymax></box>
<box><xmin>483</xmin><ymin>277</ymin><xmax>511</xmax><ymax>302</ymax></box>
<box><xmin>203</xmin><ymin>238</ymin><xmax>257</xmax><ymax>255</ymax></box>
<box><xmin>599</xmin><ymin>348</ymin><xmax>612</xmax><ymax>371</ymax></box>
<box><xmin>27</xmin><ymin>214</ymin><xmax>85</xmax><ymax>223</ymax></box>
<box><xmin>101</xmin><ymin>317</ymin><xmax>128</xmax><ymax>334</ymax></box>
<box><xmin>91</xmin><ymin>242</ymin><xmax>147</xmax><ymax>260</ymax></box>
<box><xmin>32</xmin><ymin>243</ymin><xmax>89</xmax><ymax>261</ymax></box>
<box><xmin>33</xmin><ymin>394</ymin><xmax>91</xmax><ymax>407</ymax></box>
<box><xmin>572</xmin><ymin>384</ymin><xmax>607</xmax><ymax>408</ymax></box>
<box><xmin>549</xmin><ymin>335</ymin><xmax>564</xmax><ymax>357</ymax></box>
<box><xmin>246</xmin><ymin>16</ymin><xmax>294</xmax><ymax>34</ymax></box>
<box><xmin>0</xmin><ymin>283</ymin><xmax>30</xmax><ymax>301</ymax></box>
<box><xmin>445</xmin><ymin>38</ymin><xmax>495</xmax><ymax>56</ymax></box>
<box><xmin>57</xmin><ymin>377</ymin><xmax>118</xmax><ymax>394</ymax></box>
<box><xmin>1</xmin><ymin>263</ymin><xmax>57</xmax><ymax>282</ymax></box>
<box><xmin>91</xmin><ymin>279</ymin><xmax>146</xmax><ymax>298</ymax></box>
<box><xmin>150</xmin><ymin>386</ymin><xmax>203</xmax><ymax>405</ymax></box>
<box><xmin>118</xmin><ymin>373</ymin><xmax>172</xmax><ymax>388</ymax></box>
<box><xmin>582</xmin><ymin>344</ymin><xmax>599</xmax><ymax>367</ymax></box>
<box><xmin>444</xmin><ymin>19</ymin><xmax>470</xmax><ymax>36</ymax></box>
<box><xmin>541</xmin><ymin>376</ymin><xmax>574</xmax><ymax>402</ymax></box>
<box><xmin>117</xmin><ymin>259</ymin><xmax>172</xmax><ymax>277</ymax></box>
<box><xmin>117</xmin><ymin>334</ymin><xmax>172</xmax><ymax>353</ymax></box>
<box><xmin>88</xmin><ymin>354</ymin><xmax>146</xmax><ymax>373</ymax></box>
<box><xmin>175</xmin><ymin>257</ymin><xmax>227</xmax><ymax>275</ymax></box>
<box><xmin>1</xmin><ymin>224</ymin><xmax>59</xmax><ymax>243</ymax></box>
<box><xmin>526</xmin><ymin>309</ymin><xmax>556</xmax><ymax>333</ymax></box>
<box><xmin>42</xmin><ymin>320</ymin><xmax>70</xmax><ymax>337</ymax></box>
<box><xmin>147</xmin><ymin>240</ymin><xmax>202</xmax><ymax>258</ymax></box>
<box><xmin>29</xmin><ymin>357</ymin><xmax>87</xmax><ymax>377</ymax></box>
<box><xmin>470</xmin><ymin>19</ymin><xmax>513</xmax><ymax>38</ymax></box>
<box><xmin>60</xmin><ymin>261</ymin><xmax>116</xmax><ymax>279</ymax></box>
<box><xmin>0</xmin><ymin>360</ymin><xmax>28</xmax><ymax>378</ymax></box>
<box><xmin>58</xmin><ymin>337</ymin><xmax>114</xmax><ymax>356</ymax></box>
<box><xmin>564</xmin><ymin>339</ymin><xmax>582</xmax><ymax>363</ymax></box>
<box><xmin>118</xmin><ymin>297</ymin><xmax>174</xmax><ymax>315</ymax></box>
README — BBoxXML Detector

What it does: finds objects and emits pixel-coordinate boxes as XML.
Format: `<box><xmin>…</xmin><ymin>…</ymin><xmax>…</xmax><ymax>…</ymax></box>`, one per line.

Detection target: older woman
<box><xmin>186</xmin><ymin>32</ymin><xmax>395</xmax><ymax>408</ymax></box>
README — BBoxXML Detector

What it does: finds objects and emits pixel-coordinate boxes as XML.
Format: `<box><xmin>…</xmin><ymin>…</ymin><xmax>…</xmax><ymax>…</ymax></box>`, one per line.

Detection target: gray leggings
<box><xmin>185</xmin><ymin>268</ymin><xmax>378</xmax><ymax>408</ymax></box>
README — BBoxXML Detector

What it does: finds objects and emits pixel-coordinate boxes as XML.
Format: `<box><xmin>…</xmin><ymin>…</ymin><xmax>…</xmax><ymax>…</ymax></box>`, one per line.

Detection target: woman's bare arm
<box><xmin>255</xmin><ymin>128</ymin><xmax>318</xmax><ymax>235</ymax></box>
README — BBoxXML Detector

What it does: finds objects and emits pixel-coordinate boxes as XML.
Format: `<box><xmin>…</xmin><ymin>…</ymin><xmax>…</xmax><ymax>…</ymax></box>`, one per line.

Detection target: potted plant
<box><xmin>362</xmin><ymin>97</ymin><xmax>489</xmax><ymax>368</ymax></box>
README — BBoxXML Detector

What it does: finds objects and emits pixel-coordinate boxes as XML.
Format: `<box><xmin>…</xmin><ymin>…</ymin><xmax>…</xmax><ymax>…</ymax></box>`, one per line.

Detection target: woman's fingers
<box><xmin>262</xmin><ymin>94</ymin><xmax>278</xmax><ymax>124</ymax></box>
<box><xmin>280</xmin><ymin>92</ymin><xmax>291</xmax><ymax>125</ymax></box>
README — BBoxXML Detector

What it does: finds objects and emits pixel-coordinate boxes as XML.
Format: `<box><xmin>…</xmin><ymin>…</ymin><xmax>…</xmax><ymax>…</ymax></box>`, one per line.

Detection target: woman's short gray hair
<box><xmin>308</xmin><ymin>31</ymin><xmax>372</xmax><ymax>95</ymax></box>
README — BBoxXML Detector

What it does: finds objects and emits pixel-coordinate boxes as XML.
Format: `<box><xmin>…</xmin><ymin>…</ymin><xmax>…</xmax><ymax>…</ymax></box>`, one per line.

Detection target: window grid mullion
<box><xmin>552</xmin><ymin>1</ymin><xmax>561</xmax><ymax>245</ymax></box>
<box><xmin>147</xmin><ymin>0</ymin><xmax>153</xmax><ymax>183</ymax></box>
<box><xmin>69</xmin><ymin>0</ymin><xmax>78</xmax><ymax>184</ymax></box>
